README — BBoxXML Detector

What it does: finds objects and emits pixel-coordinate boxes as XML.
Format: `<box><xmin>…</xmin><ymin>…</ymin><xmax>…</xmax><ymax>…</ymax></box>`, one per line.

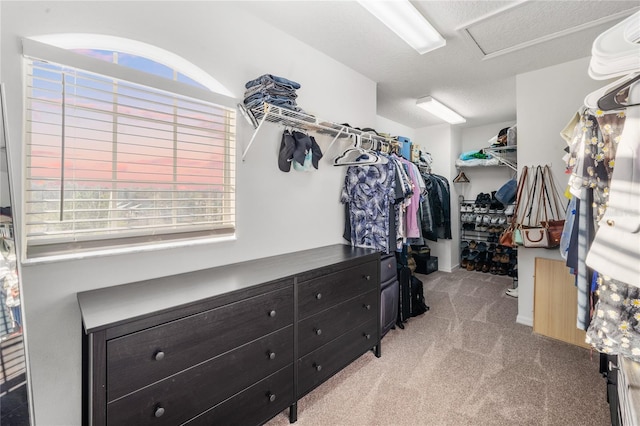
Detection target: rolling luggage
<box><xmin>380</xmin><ymin>278</ymin><xmax>399</xmax><ymax>337</ymax></box>
<box><xmin>397</xmin><ymin>266</ymin><xmax>412</xmax><ymax>327</ymax></box>
<box><xmin>380</xmin><ymin>254</ymin><xmax>399</xmax><ymax>337</ymax></box>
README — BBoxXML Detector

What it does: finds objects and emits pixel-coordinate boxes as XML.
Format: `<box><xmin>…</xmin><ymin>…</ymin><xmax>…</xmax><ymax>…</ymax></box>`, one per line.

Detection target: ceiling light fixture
<box><xmin>357</xmin><ymin>0</ymin><xmax>446</xmax><ymax>54</ymax></box>
<box><xmin>416</xmin><ymin>96</ymin><xmax>466</xmax><ymax>124</ymax></box>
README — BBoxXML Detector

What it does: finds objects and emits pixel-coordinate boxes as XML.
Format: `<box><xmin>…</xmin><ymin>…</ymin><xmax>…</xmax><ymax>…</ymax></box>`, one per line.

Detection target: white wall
<box><xmin>515</xmin><ymin>56</ymin><xmax>613</xmax><ymax>326</ymax></box>
<box><xmin>375</xmin><ymin>115</ymin><xmax>416</xmax><ymax>140</ymax></box>
<box><xmin>1</xmin><ymin>2</ymin><xmax>379</xmax><ymax>424</ymax></box>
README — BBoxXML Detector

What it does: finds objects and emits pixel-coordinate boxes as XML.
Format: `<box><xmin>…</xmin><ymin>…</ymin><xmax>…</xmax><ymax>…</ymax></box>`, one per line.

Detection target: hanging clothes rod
<box><xmin>238</xmin><ymin>102</ymin><xmax>400</xmax><ymax>161</ymax></box>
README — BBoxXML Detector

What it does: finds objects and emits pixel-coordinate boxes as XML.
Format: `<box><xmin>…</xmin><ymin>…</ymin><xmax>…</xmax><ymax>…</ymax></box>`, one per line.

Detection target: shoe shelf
<box><xmin>459</xmin><ymin>197</ymin><xmax>517</xmax><ymax>277</ymax></box>
<box><xmin>237</xmin><ymin>102</ymin><xmax>400</xmax><ymax>161</ymax></box>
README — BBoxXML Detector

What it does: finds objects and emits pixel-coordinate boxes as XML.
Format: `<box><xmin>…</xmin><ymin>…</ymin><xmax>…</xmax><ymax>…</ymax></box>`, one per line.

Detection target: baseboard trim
<box><xmin>516</xmin><ymin>315</ymin><xmax>533</xmax><ymax>327</ymax></box>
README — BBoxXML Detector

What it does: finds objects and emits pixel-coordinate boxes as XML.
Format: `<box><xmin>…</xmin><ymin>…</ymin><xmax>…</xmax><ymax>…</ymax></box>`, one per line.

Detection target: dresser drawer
<box><xmin>183</xmin><ymin>365</ymin><xmax>294</xmax><ymax>426</ymax></box>
<box><xmin>106</xmin><ymin>326</ymin><xmax>293</xmax><ymax>426</ymax></box>
<box><xmin>299</xmin><ymin>289</ymin><xmax>377</xmax><ymax>357</ymax></box>
<box><xmin>107</xmin><ymin>285</ymin><xmax>293</xmax><ymax>401</ymax></box>
<box><xmin>298</xmin><ymin>318</ymin><xmax>377</xmax><ymax>397</ymax></box>
<box><xmin>298</xmin><ymin>261</ymin><xmax>378</xmax><ymax>320</ymax></box>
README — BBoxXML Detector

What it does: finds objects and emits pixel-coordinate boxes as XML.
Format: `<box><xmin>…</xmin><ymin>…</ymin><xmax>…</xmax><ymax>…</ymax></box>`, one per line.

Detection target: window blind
<box><xmin>25</xmin><ymin>59</ymin><xmax>236</xmax><ymax>258</ymax></box>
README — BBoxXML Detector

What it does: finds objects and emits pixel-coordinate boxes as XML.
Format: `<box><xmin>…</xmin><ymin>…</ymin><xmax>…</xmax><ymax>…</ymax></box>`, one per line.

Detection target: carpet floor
<box><xmin>266</xmin><ymin>269</ymin><xmax>610</xmax><ymax>426</ymax></box>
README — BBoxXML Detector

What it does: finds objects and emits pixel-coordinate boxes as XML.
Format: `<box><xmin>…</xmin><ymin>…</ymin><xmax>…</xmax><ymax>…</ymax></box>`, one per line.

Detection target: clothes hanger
<box><xmin>453</xmin><ymin>170</ymin><xmax>470</xmax><ymax>183</ymax></box>
<box><xmin>595</xmin><ymin>73</ymin><xmax>640</xmax><ymax>111</ymax></box>
<box><xmin>334</xmin><ymin>134</ymin><xmax>384</xmax><ymax>166</ymax></box>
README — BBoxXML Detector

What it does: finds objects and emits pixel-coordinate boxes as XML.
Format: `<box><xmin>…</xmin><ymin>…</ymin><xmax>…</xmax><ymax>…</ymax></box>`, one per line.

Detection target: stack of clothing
<box><xmin>243</xmin><ymin>74</ymin><xmax>302</xmax><ymax>112</ymax></box>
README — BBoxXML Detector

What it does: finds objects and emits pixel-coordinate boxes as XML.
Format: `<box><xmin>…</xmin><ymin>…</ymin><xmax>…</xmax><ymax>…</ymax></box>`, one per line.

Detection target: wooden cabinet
<box><xmin>533</xmin><ymin>257</ymin><xmax>588</xmax><ymax>348</ymax></box>
<box><xmin>77</xmin><ymin>244</ymin><xmax>380</xmax><ymax>426</ymax></box>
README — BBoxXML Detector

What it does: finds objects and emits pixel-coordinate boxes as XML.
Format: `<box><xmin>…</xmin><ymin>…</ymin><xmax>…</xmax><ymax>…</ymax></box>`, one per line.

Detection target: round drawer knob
<box><xmin>268</xmin><ymin>351</ymin><xmax>276</xmax><ymax>360</ymax></box>
<box><xmin>364</xmin><ymin>333</ymin><xmax>371</xmax><ymax>340</ymax></box>
<box><xmin>606</xmin><ymin>219</ymin><xmax>615</xmax><ymax>227</ymax></box>
<box><xmin>269</xmin><ymin>310</ymin><xmax>277</xmax><ymax>318</ymax></box>
<box><xmin>363</xmin><ymin>304</ymin><xmax>371</xmax><ymax>310</ymax></box>
<box><xmin>154</xmin><ymin>406</ymin><xmax>165</xmax><ymax>418</ymax></box>
<box><xmin>313</xmin><ymin>363</ymin><xmax>322</xmax><ymax>372</ymax></box>
<box><xmin>363</xmin><ymin>275</ymin><xmax>371</xmax><ymax>281</ymax></box>
<box><xmin>314</xmin><ymin>328</ymin><xmax>322</xmax><ymax>336</ymax></box>
<box><xmin>315</xmin><ymin>293</ymin><xmax>322</xmax><ymax>300</ymax></box>
<box><xmin>267</xmin><ymin>392</ymin><xmax>276</xmax><ymax>402</ymax></box>
<box><xmin>154</xmin><ymin>351</ymin><xmax>165</xmax><ymax>361</ymax></box>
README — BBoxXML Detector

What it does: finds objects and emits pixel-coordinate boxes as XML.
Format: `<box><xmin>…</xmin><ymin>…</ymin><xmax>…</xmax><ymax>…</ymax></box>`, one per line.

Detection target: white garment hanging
<box><xmin>586</xmin><ymin>82</ymin><xmax>640</xmax><ymax>286</ymax></box>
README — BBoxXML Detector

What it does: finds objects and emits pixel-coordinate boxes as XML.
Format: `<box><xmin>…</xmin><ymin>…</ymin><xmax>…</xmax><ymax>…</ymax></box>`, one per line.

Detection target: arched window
<box><xmin>22</xmin><ymin>35</ymin><xmax>236</xmax><ymax>259</ymax></box>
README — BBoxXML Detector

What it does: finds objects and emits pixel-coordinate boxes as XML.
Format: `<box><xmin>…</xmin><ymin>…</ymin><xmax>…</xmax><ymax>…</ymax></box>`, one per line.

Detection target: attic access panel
<box><xmin>461</xmin><ymin>1</ymin><xmax>639</xmax><ymax>59</ymax></box>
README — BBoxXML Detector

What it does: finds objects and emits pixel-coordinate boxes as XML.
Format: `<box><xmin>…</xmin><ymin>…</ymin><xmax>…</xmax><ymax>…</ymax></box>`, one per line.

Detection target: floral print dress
<box><xmin>587</xmin><ymin>274</ymin><xmax>640</xmax><ymax>362</ymax></box>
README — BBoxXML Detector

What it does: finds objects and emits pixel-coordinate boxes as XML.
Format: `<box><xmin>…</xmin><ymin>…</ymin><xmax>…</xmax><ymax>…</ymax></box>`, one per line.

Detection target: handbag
<box><xmin>499</xmin><ymin>224</ymin><xmax>514</xmax><ymax>247</ymax></box>
<box><xmin>500</xmin><ymin>166</ymin><xmax>529</xmax><ymax>247</ymax></box>
<box><xmin>514</xmin><ymin>227</ymin><xmax>523</xmax><ymax>246</ymax></box>
<box><xmin>522</xmin><ymin>226</ymin><xmax>551</xmax><ymax>248</ymax></box>
<box><xmin>521</xmin><ymin>166</ymin><xmax>552</xmax><ymax>248</ymax></box>
<box><xmin>495</xmin><ymin>178</ymin><xmax>517</xmax><ymax>205</ymax></box>
<box><xmin>540</xmin><ymin>165</ymin><xmax>566</xmax><ymax>247</ymax></box>
<box><xmin>541</xmin><ymin>219</ymin><xmax>565</xmax><ymax>247</ymax></box>
<box><xmin>519</xmin><ymin>165</ymin><xmax>567</xmax><ymax>249</ymax></box>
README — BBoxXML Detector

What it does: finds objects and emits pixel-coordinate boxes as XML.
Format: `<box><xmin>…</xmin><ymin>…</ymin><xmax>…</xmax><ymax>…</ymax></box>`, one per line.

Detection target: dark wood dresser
<box><xmin>77</xmin><ymin>244</ymin><xmax>380</xmax><ymax>425</ymax></box>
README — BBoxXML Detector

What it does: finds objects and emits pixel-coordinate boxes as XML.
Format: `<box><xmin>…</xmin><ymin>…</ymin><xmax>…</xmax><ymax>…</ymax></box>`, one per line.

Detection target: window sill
<box><xmin>21</xmin><ymin>234</ymin><xmax>237</xmax><ymax>266</ymax></box>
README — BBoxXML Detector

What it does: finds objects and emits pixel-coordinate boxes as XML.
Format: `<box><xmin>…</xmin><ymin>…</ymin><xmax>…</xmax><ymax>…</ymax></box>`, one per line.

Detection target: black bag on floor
<box><xmin>410</xmin><ymin>276</ymin><xmax>429</xmax><ymax>317</ymax></box>
<box><xmin>397</xmin><ymin>266</ymin><xmax>412</xmax><ymax>327</ymax></box>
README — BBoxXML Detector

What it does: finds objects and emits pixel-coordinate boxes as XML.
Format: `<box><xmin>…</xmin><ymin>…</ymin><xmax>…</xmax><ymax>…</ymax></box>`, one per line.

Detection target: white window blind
<box><xmin>24</xmin><ymin>59</ymin><xmax>236</xmax><ymax>258</ymax></box>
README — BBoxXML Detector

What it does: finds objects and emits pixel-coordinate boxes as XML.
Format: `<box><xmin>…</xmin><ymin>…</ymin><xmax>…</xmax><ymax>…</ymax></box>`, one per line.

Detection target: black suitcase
<box><xmin>397</xmin><ymin>266</ymin><xmax>412</xmax><ymax>327</ymax></box>
<box><xmin>380</xmin><ymin>253</ymin><xmax>397</xmax><ymax>282</ymax></box>
<box><xmin>380</xmin><ymin>277</ymin><xmax>399</xmax><ymax>337</ymax></box>
<box><xmin>379</xmin><ymin>253</ymin><xmax>399</xmax><ymax>337</ymax></box>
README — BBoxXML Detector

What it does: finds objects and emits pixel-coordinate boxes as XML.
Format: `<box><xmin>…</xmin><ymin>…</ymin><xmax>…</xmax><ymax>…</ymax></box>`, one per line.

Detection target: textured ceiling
<box><xmin>464</xmin><ymin>1</ymin><xmax>638</xmax><ymax>55</ymax></box>
<box><xmin>238</xmin><ymin>1</ymin><xmax>639</xmax><ymax>129</ymax></box>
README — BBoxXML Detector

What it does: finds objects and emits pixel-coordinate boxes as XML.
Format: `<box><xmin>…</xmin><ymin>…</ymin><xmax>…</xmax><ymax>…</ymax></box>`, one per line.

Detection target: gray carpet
<box><xmin>266</xmin><ymin>269</ymin><xmax>610</xmax><ymax>426</ymax></box>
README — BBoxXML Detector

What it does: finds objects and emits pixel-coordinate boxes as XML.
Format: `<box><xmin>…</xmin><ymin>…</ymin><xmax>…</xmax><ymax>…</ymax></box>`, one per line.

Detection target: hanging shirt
<box><xmin>341</xmin><ymin>160</ymin><xmax>396</xmax><ymax>253</ymax></box>
<box><xmin>398</xmin><ymin>157</ymin><xmax>422</xmax><ymax>239</ymax></box>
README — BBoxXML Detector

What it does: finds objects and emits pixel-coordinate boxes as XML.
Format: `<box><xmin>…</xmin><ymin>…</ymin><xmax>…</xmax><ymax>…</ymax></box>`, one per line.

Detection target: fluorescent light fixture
<box><xmin>357</xmin><ymin>0</ymin><xmax>446</xmax><ymax>54</ymax></box>
<box><xmin>416</xmin><ymin>96</ymin><xmax>466</xmax><ymax>124</ymax></box>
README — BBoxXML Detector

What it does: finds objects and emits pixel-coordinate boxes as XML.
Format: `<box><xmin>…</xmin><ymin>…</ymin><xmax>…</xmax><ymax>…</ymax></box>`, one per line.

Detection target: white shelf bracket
<box><xmin>241</xmin><ymin>105</ymin><xmax>269</xmax><ymax>162</ymax></box>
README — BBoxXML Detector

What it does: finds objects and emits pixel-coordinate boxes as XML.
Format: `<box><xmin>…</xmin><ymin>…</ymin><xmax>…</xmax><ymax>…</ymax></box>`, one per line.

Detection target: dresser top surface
<box><xmin>77</xmin><ymin>244</ymin><xmax>378</xmax><ymax>333</ymax></box>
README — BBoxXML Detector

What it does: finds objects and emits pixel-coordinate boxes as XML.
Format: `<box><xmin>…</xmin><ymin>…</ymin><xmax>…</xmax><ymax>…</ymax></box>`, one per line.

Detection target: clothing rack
<box><xmin>238</xmin><ymin>102</ymin><xmax>400</xmax><ymax>161</ymax></box>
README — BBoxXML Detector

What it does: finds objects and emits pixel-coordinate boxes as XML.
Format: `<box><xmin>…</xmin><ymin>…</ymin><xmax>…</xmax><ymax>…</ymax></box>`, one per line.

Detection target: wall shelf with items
<box><xmin>237</xmin><ymin>102</ymin><xmax>399</xmax><ymax>161</ymax></box>
<box><xmin>454</xmin><ymin>146</ymin><xmax>517</xmax><ymax>172</ymax></box>
<box><xmin>484</xmin><ymin>146</ymin><xmax>517</xmax><ymax>171</ymax></box>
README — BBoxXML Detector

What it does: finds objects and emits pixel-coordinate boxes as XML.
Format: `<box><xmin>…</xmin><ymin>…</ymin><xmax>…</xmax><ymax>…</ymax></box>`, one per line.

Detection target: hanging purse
<box><xmin>514</xmin><ymin>226</ymin><xmax>523</xmax><ymax>246</ymax></box>
<box><xmin>522</xmin><ymin>227</ymin><xmax>551</xmax><ymax>248</ymax></box>
<box><xmin>539</xmin><ymin>165</ymin><xmax>566</xmax><ymax>247</ymax></box>
<box><xmin>499</xmin><ymin>223</ymin><xmax>515</xmax><ymax>247</ymax></box>
<box><xmin>521</xmin><ymin>166</ymin><xmax>553</xmax><ymax>248</ymax></box>
<box><xmin>500</xmin><ymin>166</ymin><xmax>529</xmax><ymax>247</ymax></box>
<box><xmin>521</xmin><ymin>165</ymin><xmax>566</xmax><ymax>249</ymax></box>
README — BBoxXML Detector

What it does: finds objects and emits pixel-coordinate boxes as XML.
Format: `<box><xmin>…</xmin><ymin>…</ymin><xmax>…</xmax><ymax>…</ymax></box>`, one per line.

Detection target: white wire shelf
<box><xmin>483</xmin><ymin>145</ymin><xmax>517</xmax><ymax>171</ymax></box>
<box><xmin>237</xmin><ymin>102</ymin><xmax>399</xmax><ymax>161</ymax></box>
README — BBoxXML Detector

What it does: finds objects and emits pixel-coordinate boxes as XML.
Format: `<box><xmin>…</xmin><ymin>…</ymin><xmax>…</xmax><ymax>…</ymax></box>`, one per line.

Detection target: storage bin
<box><xmin>413</xmin><ymin>250</ymin><xmax>431</xmax><ymax>274</ymax></box>
<box><xmin>426</xmin><ymin>256</ymin><xmax>438</xmax><ymax>274</ymax></box>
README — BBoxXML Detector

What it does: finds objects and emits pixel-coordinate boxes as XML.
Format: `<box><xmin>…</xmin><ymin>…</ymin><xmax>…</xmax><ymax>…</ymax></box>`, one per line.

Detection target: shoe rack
<box><xmin>459</xmin><ymin>195</ymin><xmax>518</xmax><ymax>277</ymax></box>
